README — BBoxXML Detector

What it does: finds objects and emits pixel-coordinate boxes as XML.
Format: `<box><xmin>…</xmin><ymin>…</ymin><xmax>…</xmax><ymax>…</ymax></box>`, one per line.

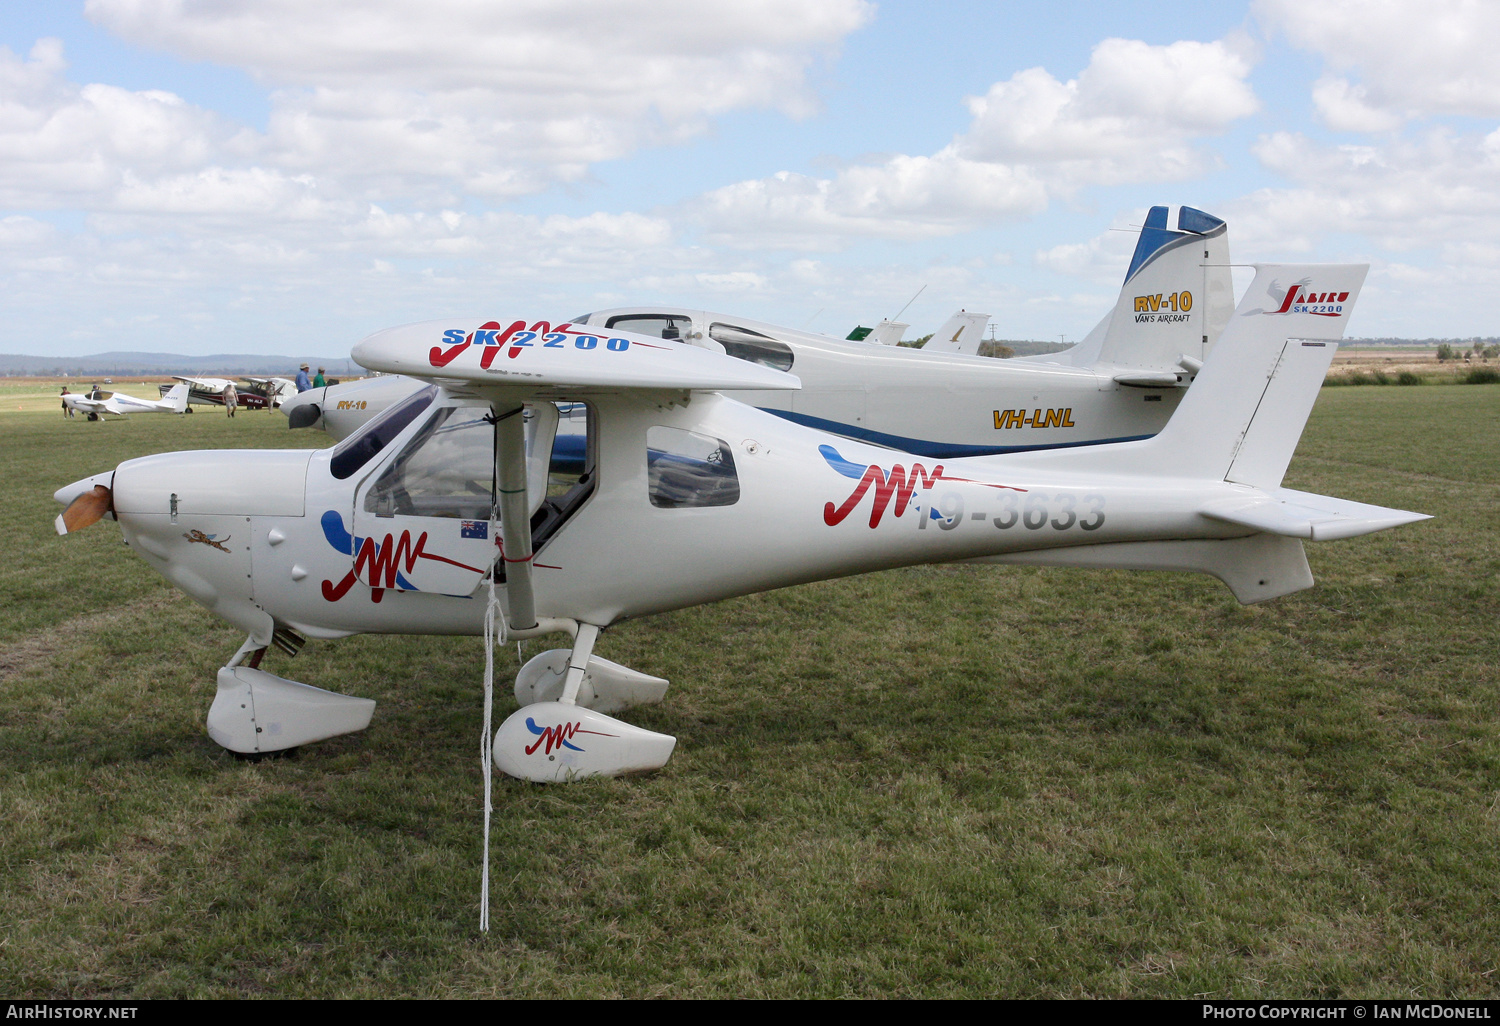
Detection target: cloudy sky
<box><xmin>2</xmin><ymin>0</ymin><xmax>1497</xmax><ymax>357</ymax></box>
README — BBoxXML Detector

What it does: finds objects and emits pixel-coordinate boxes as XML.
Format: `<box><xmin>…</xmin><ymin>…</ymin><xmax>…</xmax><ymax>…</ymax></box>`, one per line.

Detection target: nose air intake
<box><xmin>287</xmin><ymin>402</ymin><xmax>322</xmax><ymax>429</ymax></box>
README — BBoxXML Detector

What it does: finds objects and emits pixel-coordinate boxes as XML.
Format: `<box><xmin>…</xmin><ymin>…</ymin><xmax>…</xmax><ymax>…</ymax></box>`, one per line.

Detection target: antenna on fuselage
<box><xmin>891</xmin><ymin>284</ymin><xmax>927</xmax><ymax>323</ymax></box>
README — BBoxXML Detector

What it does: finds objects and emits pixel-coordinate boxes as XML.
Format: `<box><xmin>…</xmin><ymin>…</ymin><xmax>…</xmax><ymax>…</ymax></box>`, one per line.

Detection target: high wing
<box><xmin>173</xmin><ymin>375</ymin><xmax>235</xmax><ymax>392</ymax></box>
<box><xmin>353</xmin><ymin>319</ymin><xmax>801</xmax><ymax>400</ymax></box>
<box><xmin>244</xmin><ymin>376</ymin><xmax>298</xmax><ymax>404</ymax></box>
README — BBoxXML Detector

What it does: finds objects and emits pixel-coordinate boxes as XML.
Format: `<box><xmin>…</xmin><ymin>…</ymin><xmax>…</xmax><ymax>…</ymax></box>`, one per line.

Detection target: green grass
<box><xmin>1</xmin><ymin>386</ymin><xmax>1498</xmax><ymax>998</ymax></box>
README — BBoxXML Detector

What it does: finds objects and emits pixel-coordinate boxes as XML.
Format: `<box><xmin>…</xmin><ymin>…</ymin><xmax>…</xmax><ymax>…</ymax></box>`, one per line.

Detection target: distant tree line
<box><xmin>1348</xmin><ymin>337</ymin><xmax>1500</xmax><ymax>346</ymax></box>
<box><xmin>1436</xmin><ymin>342</ymin><xmax>1499</xmax><ymax>362</ymax></box>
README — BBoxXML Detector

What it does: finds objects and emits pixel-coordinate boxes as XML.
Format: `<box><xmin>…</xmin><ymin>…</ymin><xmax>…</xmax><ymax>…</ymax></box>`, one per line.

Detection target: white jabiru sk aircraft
<box><xmin>52</xmin><ymin>262</ymin><xmax>1427</xmax><ymax>782</ymax></box>
<box><xmin>64</xmin><ymin>382</ymin><xmax>190</xmax><ymax>419</ymax></box>
<box><xmin>282</xmin><ymin>205</ymin><xmax>1236</xmax><ymax>454</ymax></box>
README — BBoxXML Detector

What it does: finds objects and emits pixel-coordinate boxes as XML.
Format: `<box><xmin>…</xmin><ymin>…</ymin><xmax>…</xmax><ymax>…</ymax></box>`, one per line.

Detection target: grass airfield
<box><xmin>1</xmin><ymin>380</ymin><xmax>1497</xmax><ymax>999</ymax></box>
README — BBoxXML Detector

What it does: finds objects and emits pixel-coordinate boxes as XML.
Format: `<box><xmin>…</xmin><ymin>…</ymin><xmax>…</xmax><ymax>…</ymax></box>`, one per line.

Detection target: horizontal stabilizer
<box><xmin>1113</xmin><ymin>371</ymin><xmax>1185</xmax><ymax>388</ymax></box>
<box><xmin>1201</xmin><ymin>488</ymin><xmax>1430</xmax><ymax>541</ymax></box>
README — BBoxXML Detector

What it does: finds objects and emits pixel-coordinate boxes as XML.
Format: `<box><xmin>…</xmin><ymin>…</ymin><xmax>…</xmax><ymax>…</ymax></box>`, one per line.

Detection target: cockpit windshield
<box><xmin>605</xmin><ymin>313</ymin><xmax>692</xmax><ymax>341</ymax></box>
<box><xmin>329</xmin><ymin>385</ymin><xmax>437</xmax><ymax>480</ymax></box>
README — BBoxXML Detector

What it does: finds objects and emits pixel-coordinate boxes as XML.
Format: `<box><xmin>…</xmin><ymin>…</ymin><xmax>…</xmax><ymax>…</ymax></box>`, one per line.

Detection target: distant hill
<box><xmin>0</xmin><ymin>352</ymin><xmax>363</xmax><ymax>377</ymax></box>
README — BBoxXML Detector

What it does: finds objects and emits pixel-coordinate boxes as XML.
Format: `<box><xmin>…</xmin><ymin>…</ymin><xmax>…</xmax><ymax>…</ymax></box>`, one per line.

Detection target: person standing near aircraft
<box><xmin>313</xmin><ymin>367</ymin><xmax>327</xmax><ymax>388</ymax></box>
<box><xmin>222</xmin><ymin>381</ymin><xmax>238</xmax><ymax>418</ymax></box>
<box><xmin>296</xmin><ymin>364</ymin><xmax>312</xmax><ymax>392</ymax></box>
<box><xmin>61</xmin><ymin>387</ymin><xmax>74</xmax><ymax>417</ymax></box>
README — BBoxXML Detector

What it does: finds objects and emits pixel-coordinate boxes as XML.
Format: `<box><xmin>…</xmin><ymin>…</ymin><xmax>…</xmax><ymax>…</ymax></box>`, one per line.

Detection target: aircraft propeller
<box><xmin>56</xmin><ymin>484</ymin><xmax>113</xmax><ymax>535</ymax></box>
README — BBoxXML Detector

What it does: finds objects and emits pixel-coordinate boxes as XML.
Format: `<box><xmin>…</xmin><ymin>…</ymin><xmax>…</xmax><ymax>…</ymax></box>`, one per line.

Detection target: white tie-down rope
<box><xmin>480</xmin><ymin>546</ymin><xmax>506</xmax><ymax>932</ymax></box>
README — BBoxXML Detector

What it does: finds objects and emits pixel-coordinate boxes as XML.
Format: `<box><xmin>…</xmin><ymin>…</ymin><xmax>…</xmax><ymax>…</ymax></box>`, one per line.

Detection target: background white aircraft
<box><xmin>571</xmin><ymin>204</ymin><xmax>1231</xmax><ymax>456</ymax></box>
<box><xmin>64</xmin><ymin>382</ymin><xmax>190</xmax><ymax>419</ymax></box>
<box><xmin>286</xmin><ymin>204</ymin><xmax>1237</xmax><ymax>459</ymax></box>
<box><xmin>164</xmin><ymin>375</ymin><xmax>283</xmax><ymax>410</ymax></box>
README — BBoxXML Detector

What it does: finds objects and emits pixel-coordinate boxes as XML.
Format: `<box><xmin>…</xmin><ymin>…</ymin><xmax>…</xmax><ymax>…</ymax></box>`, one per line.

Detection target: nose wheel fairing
<box><xmin>209</xmin><ymin>665</ymin><xmax>375</xmax><ymax>754</ymax></box>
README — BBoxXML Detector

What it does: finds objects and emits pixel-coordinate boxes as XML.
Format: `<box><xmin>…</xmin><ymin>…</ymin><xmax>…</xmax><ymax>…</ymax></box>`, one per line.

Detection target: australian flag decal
<box><xmin>461</xmin><ymin>520</ymin><xmax>489</xmax><ymax>540</ymax></box>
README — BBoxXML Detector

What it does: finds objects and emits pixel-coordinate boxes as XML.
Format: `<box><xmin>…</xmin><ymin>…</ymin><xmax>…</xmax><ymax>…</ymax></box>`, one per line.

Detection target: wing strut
<box><xmin>493</xmin><ymin>403</ymin><xmax>538</xmax><ymax>630</ymax></box>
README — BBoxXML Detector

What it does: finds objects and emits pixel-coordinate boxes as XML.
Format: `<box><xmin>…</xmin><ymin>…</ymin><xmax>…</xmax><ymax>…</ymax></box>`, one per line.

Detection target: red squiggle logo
<box><xmin>820</xmin><ymin>444</ymin><xmax>1025</xmax><ymax>529</ymax></box>
<box><xmin>524</xmin><ymin>718</ymin><xmax>618</xmax><ymax>756</ymax></box>
<box><xmin>320</xmin><ymin>525</ymin><xmax>486</xmax><ymax>603</ymax></box>
<box><xmin>825</xmin><ymin>462</ymin><xmax>945</xmax><ymax>528</ymax></box>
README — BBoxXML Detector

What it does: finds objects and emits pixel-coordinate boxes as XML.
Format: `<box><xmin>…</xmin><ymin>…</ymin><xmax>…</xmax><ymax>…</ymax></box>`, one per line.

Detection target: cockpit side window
<box><xmin>350</xmin><ymin>397</ymin><xmax>596</xmax><ymax>558</ymax></box>
<box><xmin>605</xmin><ymin>313</ymin><xmax>692</xmax><ymax>340</ymax></box>
<box><xmin>330</xmin><ymin>385</ymin><xmax>436</xmax><ymax>480</ymax></box>
<box><xmin>647</xmin><ymin>426</ymin><xmax>739</xmax><ymax>508</ymax></box>
<box><xmin>708</xmin><ymin>323</ymin><xmax>795</xmax><ymax>372</ymax></box>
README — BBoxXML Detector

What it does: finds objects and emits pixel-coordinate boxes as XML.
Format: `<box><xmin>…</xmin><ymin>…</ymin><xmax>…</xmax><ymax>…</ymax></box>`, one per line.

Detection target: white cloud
<box><xmin>1310</xmin><ymin>76</ymin><xmax>1404</xmax><ymax>132</ymax></box>
<box><xmin>1203</xmin><ymin>123</ymin><xmax>1500</xmax><ymax>335</ymax></box>
<box><xmin>1240</xmin><ymin>129</ymin><xmax>1500</xmax><ymax>252</ymax></box>
<box><xmin>1256</xmin><ymin>0</ymin><xmax>1500</xmax><ymax>124</ymax></box>
<box><xmin>1033</xmin><ymin>219</ymin><xmax>1141</xmax><ymax>283</ymax></box>
<box><xmin>0</xmin><ymin>4</ymin><xmax>886</xmax><ymax>353</ymax></box>
<box><xmin>692</xmin><ymin>35</ymin><xmax>1259</xmax><ymax>246</ymax></box>
<box><xmin>960</xmin><ymin>37</ymin><xmax>1259</xmax><ymax>172</ymax></box>
<box><xmin>693</xmin><ymin>159</ymin><xmax>1048</xmax><ymax>246</ymax></box>
<box><xmin>0</xmin><ymin>40</ymin><xmax>235</xmax><ymax>207</ymax></box>
<box><xmin>86</xmin><ymin>0</ymin><xmax>874</xmax><ymax>196</ymax></box>
<box><xmin>695</xmin><ymin>270</ymin><xmax>767</xmax><ymax>291</ymax></box>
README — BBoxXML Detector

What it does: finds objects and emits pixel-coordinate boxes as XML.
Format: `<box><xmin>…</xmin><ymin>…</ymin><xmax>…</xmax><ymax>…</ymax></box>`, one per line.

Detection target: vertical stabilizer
<box><xmin>995</xmin><ymin>262</ymin><xmax>1367</xmax><ymax>484</ymax></box>
<box><xmin>164</xmin><ymin>382</ymin><xmax>190</xmax><ymax>413</ymax></box>
<box><xmin>1095</xmin><ymin>205</ymin><xmax>1233</xmax><ymax>375</ymax></box>
<box><xmin>866</xmin><ymin>319</ymin><xmax>908</xmax><ymax>346</ymax></box>
<box><xmin>1147</xmin><ymin>262</ymin><xmax>1366</xmax><ymax>482</ymax></box>
<box><xmin>921</xmin><ymin>310</ymin><xmax>992</xmax><ymax>354</ymax></box>
<box><xmin>1024</xmin><ymin>204</ymin><xmax>1232</xmax><ymax>372</ymax></box>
